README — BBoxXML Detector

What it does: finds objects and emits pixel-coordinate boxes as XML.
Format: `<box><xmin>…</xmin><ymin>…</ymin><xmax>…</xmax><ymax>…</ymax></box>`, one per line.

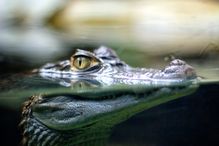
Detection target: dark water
<box><xmin>0</xmin><ymin>82</ymin><xmax>218</xmax><ymax>146</ymax></box>
<box><xmin>109</xmin><ymin>83</ymin><xmax>219</xmax><ymax>146</ymax></box>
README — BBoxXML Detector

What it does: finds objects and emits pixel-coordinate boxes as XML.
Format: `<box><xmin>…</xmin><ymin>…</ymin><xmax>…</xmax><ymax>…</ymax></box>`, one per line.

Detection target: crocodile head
<box><xmin>38</xmin><ymin>46</ymin><xmax>196</xmax><ymax>86</ymax></box>
<box><xmin>20</xmin><ymin>46</ymin><xmax>198</xmax><ymax>146</ymax></box>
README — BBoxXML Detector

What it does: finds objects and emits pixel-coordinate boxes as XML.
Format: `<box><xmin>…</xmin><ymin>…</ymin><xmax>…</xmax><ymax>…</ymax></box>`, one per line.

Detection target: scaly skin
<box><xmin>20</xmin><ymin>46</ymin><xmax>198</xmax><ymax>146</ymax></box>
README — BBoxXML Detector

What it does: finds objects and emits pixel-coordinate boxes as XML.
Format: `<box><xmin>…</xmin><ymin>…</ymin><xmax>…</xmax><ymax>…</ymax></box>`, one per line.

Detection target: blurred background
<box><xmin>0</xmin><ymin>0</ymin><xmax>218</xmax><ymax>79</ymax></box>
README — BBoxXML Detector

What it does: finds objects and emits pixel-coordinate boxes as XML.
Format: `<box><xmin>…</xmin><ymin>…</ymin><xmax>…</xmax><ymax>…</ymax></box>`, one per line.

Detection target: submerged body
<box><xmin>21</xmin><ymin>46</ymin><xmax>198</xmax><ymax>146</ymax></box>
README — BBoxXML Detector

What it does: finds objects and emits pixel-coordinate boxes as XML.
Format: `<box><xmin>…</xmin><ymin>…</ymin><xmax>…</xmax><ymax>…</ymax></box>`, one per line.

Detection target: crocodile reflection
<box><xmin>20</xmin><ymin>46</ymin><xmax>198</xmax><ymax>146</ymax></box>
<box><xmin>20</xmin><ymin>80</ymin><xmax>197</xmax><ymax>146</ymax></box>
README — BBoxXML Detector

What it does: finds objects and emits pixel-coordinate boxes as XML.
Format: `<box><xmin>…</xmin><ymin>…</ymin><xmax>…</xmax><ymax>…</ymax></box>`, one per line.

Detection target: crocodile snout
<box><xmin>163</xmin><ymin>59</ymin><xmax>197</xmax><ymax>79</ymax></box>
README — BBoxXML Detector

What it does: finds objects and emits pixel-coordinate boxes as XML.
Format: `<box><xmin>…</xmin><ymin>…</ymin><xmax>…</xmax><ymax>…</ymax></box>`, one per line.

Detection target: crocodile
<box><xmin>20</xmin><ymin>46</ymin><xmax>198</xmax><ymax>146</ymax></box>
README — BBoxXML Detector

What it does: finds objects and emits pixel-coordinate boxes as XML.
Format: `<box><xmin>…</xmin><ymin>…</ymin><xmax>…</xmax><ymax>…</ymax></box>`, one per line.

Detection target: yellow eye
<box><xmin>72</xmin><ymin>56</ymin><xmax>91</xmax><ymax>70</ymax></box>
<box><xmin>70</xmin><ymin>50</ymin><xmax>102</xmax><ymax>72</ymax></box>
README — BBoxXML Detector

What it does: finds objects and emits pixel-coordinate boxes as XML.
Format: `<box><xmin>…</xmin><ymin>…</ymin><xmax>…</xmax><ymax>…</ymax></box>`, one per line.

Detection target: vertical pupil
<box><xmin>78</xmin><ymin>58</ymin><xmax>82</xmax><ymax>67</ymax></box>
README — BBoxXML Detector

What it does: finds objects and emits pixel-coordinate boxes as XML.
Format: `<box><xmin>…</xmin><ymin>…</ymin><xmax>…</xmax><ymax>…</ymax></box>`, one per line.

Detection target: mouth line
<box><xmin>38</xmin><ymin>84</ymin><xmax>189</xmax><ymax>103</ymax></box>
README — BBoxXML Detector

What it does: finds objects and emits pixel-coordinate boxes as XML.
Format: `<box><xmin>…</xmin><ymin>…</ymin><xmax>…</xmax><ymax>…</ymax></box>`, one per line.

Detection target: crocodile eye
<box><xmin>70</xmin><ymin>55</ymin><xmax>101</xmax><ymax>71</ymax></box>
<box><xmin>73</xmin><ymin>56</ymin><xmax>91</xmax><ymax>70</ymax></box>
